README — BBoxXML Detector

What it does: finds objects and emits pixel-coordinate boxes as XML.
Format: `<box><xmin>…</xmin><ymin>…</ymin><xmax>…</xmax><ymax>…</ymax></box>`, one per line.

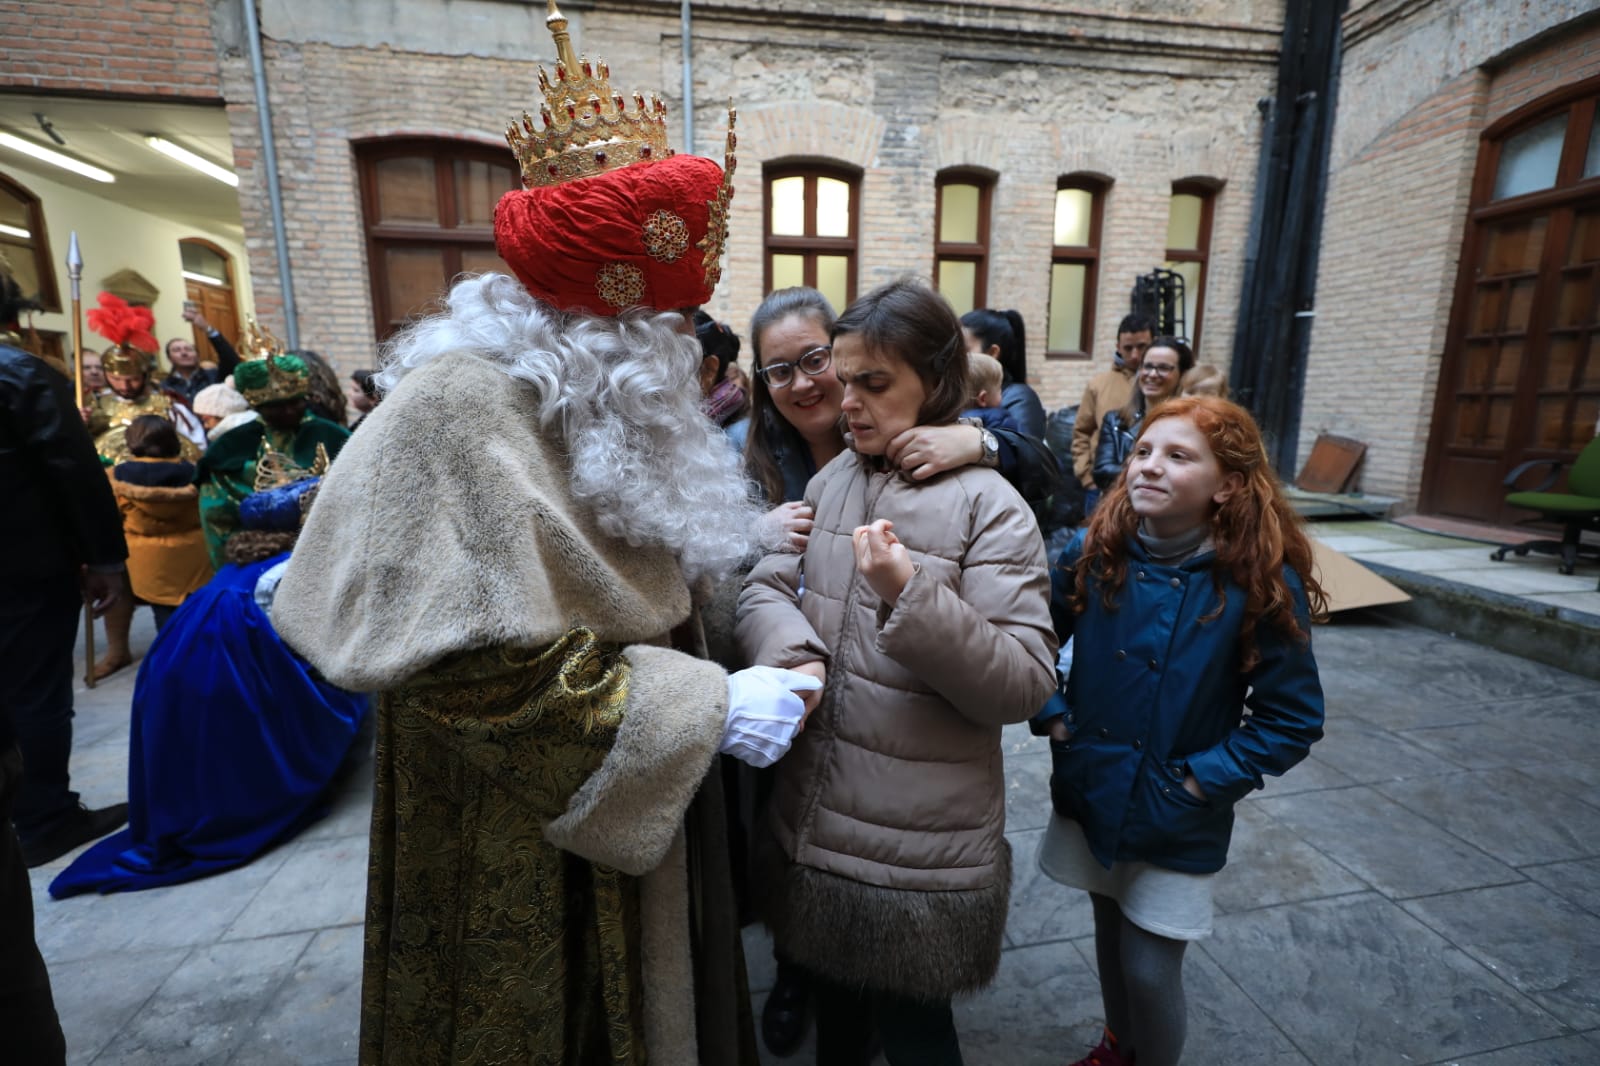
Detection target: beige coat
<box><xmin>1071</xmin><ymin>364</ymin><xmax>1137</xmax><ymax>488</ymax></box>
<box><xmin>737</xmin><ymin>453</ymin><xmax>1056</xmax><ymax>999</ymax></box>
<box><xmin>271</xmin><ymin>350</ymin><xmax>744</xmax><ymax>1064</ymax></box>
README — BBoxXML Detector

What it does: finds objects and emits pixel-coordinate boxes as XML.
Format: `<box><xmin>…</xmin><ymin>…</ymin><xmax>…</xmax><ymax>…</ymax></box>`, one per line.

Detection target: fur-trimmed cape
<box><xmin>270</xmin><ymin>350</ymin><xmax>751</xmax><ymax>1064</ymax></box>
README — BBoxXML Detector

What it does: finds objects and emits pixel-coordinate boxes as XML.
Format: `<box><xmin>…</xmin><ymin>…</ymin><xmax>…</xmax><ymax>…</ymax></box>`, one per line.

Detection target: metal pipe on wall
<box><xmin>681</xmin><ymin>0</ymin><xmax>694</xmax><ymax>155</ymax></box>
<box><xmin>241</xmin><ymin>0</ymin><xmax>300</xmax><ymax>349</ymax></box>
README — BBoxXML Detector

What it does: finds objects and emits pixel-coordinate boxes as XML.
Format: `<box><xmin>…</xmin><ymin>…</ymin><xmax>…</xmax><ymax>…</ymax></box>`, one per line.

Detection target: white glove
<box><xmin>722</xmin><ymin>665</ymin><xmax>822</xmax><ymax>768</ymax></box>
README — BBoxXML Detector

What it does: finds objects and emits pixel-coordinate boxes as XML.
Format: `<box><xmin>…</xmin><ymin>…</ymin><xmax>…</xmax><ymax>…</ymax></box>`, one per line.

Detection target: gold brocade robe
<box><xmin>86</xmin><ymin>390</ymin><xmax>199</xmax><ymax>464</ymax></box>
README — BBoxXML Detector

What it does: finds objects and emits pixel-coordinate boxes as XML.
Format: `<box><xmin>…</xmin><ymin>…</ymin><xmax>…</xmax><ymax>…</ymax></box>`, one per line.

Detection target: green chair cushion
<box><xmin>1505</xmin><ymin>491</ymin><xmax>1600</xmax><ymax>515</ymax></box>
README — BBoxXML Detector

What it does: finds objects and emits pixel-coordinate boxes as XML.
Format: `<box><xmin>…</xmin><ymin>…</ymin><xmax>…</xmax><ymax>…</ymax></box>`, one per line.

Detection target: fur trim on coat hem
<box><xmin>761</xmin><ymin>841</ymin><xmax>1012</xmax><ymax>1002</ymax></box>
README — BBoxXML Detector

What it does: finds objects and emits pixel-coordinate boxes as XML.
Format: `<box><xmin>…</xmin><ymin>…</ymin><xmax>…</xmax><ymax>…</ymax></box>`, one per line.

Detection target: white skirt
<box><xmin>1037</xmin><ymin>814</ymin><xmax>1215</xmax><ymax>940</ymax></box>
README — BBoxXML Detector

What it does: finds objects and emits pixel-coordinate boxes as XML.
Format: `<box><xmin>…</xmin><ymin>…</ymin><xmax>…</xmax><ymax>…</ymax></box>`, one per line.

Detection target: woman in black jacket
<box><xmin>1093</xmin><ymin>337</ymin><xmax>1193</xmax><ymax>490</ymax></box>
<box><xmin>961</xmin><ymin>307</ymin><xmax>1048</xmax><ymax>441</ymax></box>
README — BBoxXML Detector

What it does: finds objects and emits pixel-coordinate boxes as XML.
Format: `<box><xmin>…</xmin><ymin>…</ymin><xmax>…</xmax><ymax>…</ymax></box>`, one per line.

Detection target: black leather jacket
<box><xmin>0</xmin><ymin>344</ymin><xmax>128</xmax><ymax>584</ymax></box>
<box><xmin>1093</xmin><ymin>405</ymin><xmax>1142</xmax><ymax>491</ymax></box>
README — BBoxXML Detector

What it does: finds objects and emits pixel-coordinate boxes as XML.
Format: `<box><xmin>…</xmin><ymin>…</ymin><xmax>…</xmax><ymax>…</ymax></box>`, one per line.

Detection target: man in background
<box><xmin>160</xmin><ymin>306</ymin><xmax>240</xmax><ymax>404</ymax></box>
<box><xmin>1071</xmin><ymin>312</ymin><xmax>1154</xmax><ymax>515</ymax></box>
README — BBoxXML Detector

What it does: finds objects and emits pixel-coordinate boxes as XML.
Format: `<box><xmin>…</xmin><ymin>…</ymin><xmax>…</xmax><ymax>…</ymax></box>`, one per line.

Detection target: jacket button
<box><xmin>1148</xmin><ymin>658</ymin><xmax>1159</xmax><ymax>670</ymax></box>
<box><xmin>1099</xmin><ymin>727</ymin><xmax>1109</xmax><ymax>738</ymax></box>
<box><xmin>1169</xmin><ymin>577</ymin><xmax>1181</xmax><ymax>588</ymax></box>
<box><xmin>1115</xmin><ymin>650</ymin><xmax>1126</xmax><ymax>661</ymax></box>
<box><xmin>1136</xmin><ymin>570</ymin><xmax>1147</xmax><ymax>580</ymax></box>
<box><xmin>1133</xmin><ymin>739</ymin><xmax>1143</xmax><ymax>750</ymax></box>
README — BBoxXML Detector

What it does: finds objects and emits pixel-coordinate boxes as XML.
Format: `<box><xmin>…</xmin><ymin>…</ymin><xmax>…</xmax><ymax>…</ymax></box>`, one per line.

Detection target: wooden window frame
<box><xmin>1164</xmin><ymin>179</ymin><xmax>1219</xmax><ymax>354</ymax></box>
<box><xmin>1420</xmin><ymin>73</ymin><xmax>1600</xmax><ymax>518</ymax></box>
<box><xmin>933</xmin><ymin>168</ymin><xmax>994</xmax><ymax>312</ymax></box>
<box><xmin>0</xmin><ymin>172</ymin><xmax>61</xmax><ymax>312</ymax></box>
<box><xmin>1045</xmin><ymin>175</ymin><xmax>1106</xmax><ymax>361</ymax></box>
<box><xmin>355</xmin><ymin>138</ymin><xmax>519</xmax><ymax>340</ymax></box>
<box><xmin>762</xmin><ymin>162</ymin><xmax>861</xmax><ymax>302</ymax></box>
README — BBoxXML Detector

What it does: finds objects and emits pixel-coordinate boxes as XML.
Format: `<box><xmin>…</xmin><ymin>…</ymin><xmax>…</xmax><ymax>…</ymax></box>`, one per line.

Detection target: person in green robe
<box><xmin>196</xmin><ymin>352</ymin><xmax>349</xmax><ymax>568</ymax></box>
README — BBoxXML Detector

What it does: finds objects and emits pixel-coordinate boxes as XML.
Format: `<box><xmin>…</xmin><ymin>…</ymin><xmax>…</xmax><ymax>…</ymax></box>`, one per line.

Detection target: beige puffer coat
<box><xmin>737</xmin><ymin>452</ymin><xmax>1056</xmax><ymax>999</ymax></box>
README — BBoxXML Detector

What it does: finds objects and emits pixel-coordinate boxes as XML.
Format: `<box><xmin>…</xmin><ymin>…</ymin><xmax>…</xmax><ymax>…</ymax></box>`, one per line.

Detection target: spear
<box><xmin>67</xmin><ymin>232</ymin><xmax>97</xmax><ymax>689</ymax></box>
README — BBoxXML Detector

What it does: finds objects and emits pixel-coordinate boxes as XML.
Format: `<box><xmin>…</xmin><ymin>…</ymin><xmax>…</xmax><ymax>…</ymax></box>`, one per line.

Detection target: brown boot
<box><xmin>93</xmin><ymin>584</ymin><xmax>135</xmax><ymax>680</ymax></box>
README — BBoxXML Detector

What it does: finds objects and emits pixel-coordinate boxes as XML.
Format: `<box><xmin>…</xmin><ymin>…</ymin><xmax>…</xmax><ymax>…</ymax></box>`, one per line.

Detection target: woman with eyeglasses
<box><xmin>745</xmin><ymin>288</ymin><xmax>1058</xmax><ymax>554</ymax></box>
<box><xmin>1092</xmin><ymin>336</ymin><xmax>1194</xmax><ymax>492</ymax></box>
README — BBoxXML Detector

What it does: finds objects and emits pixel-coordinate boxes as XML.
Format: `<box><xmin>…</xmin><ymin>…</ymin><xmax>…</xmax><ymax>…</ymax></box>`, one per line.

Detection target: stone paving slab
<box><xmin>26</xmin><ymin>612</ymin><xmax>1600</xmax><ymax>1065</ymax></box>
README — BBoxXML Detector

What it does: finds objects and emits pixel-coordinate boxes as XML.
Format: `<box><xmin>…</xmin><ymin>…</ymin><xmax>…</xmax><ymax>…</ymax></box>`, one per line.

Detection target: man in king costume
<box><xmin>270</xmin><ymin>5</ymin><xmax>816</xmax><ymax>1063</ymax></box>
<box><xmin>195</xmin><ymin>325</ymin><xmax>350</xmax><ymax>568</ymax></box>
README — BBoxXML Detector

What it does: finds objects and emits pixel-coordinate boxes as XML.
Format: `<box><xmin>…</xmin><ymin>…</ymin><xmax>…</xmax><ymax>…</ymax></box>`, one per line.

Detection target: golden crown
<box><xmin>253</xmin><ymin>439</ymin><xmax>330</xmax><ymax>493</ymax></box>
<box><xmin>506</xmin><ymin>1</ymin><xmax>674</xmax><ymax>188</ymax></box>
<box><xmin>242</xmin><ymin>315</ymin><xmax>286</xmax><ymax>360</ymax></box>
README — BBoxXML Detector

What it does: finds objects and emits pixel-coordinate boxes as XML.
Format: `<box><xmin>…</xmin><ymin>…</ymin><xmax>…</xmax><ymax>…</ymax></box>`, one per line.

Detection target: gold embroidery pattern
<box><xmin>361</xmin><ymin>629</ymin><xmax>647</xmax><ymax>1065</ymax></box>
<box><xmin>641</xmin><ymin>209</ymin><xmax>689</xmax><ymax>263</ymax></box>
<box><xmin>594</xmin><ymin>262</ymin><xmax>647</xmax><ymax>309</ymax></box>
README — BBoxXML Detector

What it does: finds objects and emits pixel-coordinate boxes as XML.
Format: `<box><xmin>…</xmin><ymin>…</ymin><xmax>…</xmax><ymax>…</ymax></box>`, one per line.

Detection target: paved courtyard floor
<box><xmin>27</xmin><ymin>607</ymin><xmax>1600</xmax><ymax>1065</ymax></box>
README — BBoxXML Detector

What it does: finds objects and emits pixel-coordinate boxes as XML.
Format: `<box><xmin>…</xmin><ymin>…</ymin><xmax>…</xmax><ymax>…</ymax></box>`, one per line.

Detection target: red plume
<box><xmin>86</xmin><ymin>292</ymin><xmax>158</xmax><ymax>353</ymax></box>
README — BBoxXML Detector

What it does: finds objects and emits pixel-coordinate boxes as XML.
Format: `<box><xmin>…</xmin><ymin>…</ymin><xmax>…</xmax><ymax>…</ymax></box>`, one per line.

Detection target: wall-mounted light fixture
<box><xmin>0</xmin><ymin>132</ymin><xmax>115</xmax><ymax>183</ymax></box>
<box><xmin>0</xmin><ymin>223</ymin><xmax>31</xmax><ymax>239</ymax></box>
<box><xmin>144</xmin><ymin>136</ymin><xmax>239</xmax><ymax>187</ymax></box>
<box><xmin>181</xmin><ymin>270</ymin><xmax>226</xmax><ymax>286</ymax></box>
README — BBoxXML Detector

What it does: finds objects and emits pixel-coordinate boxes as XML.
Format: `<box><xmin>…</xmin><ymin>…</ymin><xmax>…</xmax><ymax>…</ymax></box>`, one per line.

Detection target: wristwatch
<box><xmin>978</xmin><ymin>428</ymin><xmax>1000</xmax><ymax>468</ymax></box>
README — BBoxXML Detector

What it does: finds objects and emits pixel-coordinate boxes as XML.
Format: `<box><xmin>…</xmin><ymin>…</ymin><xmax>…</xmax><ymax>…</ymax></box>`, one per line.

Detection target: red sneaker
<box><xmin>1067</xmin><ymin>1034</ymin><xmax>1132</xmax><ymax>1066</ymax></box>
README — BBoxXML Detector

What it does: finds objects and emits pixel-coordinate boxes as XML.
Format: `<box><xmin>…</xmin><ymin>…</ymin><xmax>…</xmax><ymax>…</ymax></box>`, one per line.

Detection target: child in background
<box><xmin>1179</xmin><ymin>364</ymin><xmax>1228</xmax><ymax>399</ymax></box>
<box><xmin>1036</xmin><ymin>396</ymin><xmax>1326</xmax><ymax>1066</ymax></box>
<box><xmin>738</xmin><ymin>280</ymin><xmax>1056</xmax><ymax>1065</ymax></box>
<box><xmin>193</xmin><ymin>381</ymin><xmax>258</xmax><ymax>443</ymax></box>
<box><xmin>108</xmin><ymin>415</ymin><xmax>213</xmax><ymax>630</ymax></box>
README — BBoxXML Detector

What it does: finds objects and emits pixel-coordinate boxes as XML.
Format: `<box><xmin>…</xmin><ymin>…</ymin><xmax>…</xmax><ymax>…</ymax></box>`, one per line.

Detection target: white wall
<box><xmin>5</xmin><ymin>165</ymin><xmax>254</xmax><ymax>373</ymax></box>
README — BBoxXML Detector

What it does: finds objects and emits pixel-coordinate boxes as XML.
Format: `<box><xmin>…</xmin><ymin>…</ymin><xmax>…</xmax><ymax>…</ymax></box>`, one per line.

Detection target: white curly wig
<box><xmin>376</xmin><ymin>273</ymin><xmax>763</xmax><ymax>582</ymax></box>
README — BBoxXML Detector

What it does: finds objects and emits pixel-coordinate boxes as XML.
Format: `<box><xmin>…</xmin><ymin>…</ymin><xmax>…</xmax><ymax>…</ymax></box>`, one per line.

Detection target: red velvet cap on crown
<box><xmin>493</xmin><ymin>0</ymin><xmax>734</xmax><ymax>317</ymax></box>
<box><xmin>494</xmin><ymin>154</ymin><xmax>726</xmax><ymax>316</ymax></box>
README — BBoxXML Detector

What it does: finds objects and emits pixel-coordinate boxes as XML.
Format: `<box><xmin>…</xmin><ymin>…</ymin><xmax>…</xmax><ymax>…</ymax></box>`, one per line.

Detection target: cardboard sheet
<box><xmin>1311</xmin><ymin>539</ymin><xmax>1411</xmax><ymax>613</ymax></box>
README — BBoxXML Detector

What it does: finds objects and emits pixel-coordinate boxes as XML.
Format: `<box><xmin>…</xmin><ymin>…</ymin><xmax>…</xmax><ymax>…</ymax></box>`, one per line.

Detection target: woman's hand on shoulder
<box><xmin>886</xmin><ymin>423</ymin><xmax>982</xmax><ymax>481</ymax></box>
<box><xmin>758</xmin><ymin>500</ymin><xmax>814</xmax><ymax>552</ymax></box>
<box><xmin>853</xmin><ymin>519</ymin><xmax>914</xmax><ymax>607</ymax></box>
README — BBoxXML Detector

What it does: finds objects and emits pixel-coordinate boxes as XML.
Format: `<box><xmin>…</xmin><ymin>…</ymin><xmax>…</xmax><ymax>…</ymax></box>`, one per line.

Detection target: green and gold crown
<box><xmin>505</xmin><ymin>0</ymin><xmax>674</xmax><ymax>188</ymax></box>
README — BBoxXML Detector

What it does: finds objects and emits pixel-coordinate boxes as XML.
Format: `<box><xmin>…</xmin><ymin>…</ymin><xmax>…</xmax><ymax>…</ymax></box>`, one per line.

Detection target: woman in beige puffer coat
<box><xmin>737</xmin><ymin>280</ymin><xmax>1056</xmax><ymax>1066</ymax></box>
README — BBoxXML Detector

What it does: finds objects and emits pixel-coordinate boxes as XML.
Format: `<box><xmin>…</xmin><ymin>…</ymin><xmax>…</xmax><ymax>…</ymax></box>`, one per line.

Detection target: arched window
<box><xmin>934</xmin><ymin>169</ymin><xmax>994</xmax><ymax>316</ymax></box>
<box><xmin>355</xmin><ymin>139</ymin><xmax>520</xmax><ymax>340</ymax></box>
<box><xmin>0</xmin><ymin>172</ymin><xmax>59</xmax><ymax>312</ymax></box>
<box><xmin>179</xmin><ymin>238</ymin><xmax>239</xmax><ymax>351</ymax></box>
<box><xmin>1163</xmin><ymin>179</ymin><xmax>1219</xmax><ymax>352</ymax></box>
<box><xmin>763</xmin><ymin>162</ymin><xmax>860</xmax><ymax>312</ymax></box>
<box><xmin>1422</xmin><ymin>76</ymin><xmax>1600</xmax><ymax>522</ymax></box>
<box><xmin>1046</xmin><ymin>175</ymin><xmax>1107</xmax><ymax>358</ymax></box>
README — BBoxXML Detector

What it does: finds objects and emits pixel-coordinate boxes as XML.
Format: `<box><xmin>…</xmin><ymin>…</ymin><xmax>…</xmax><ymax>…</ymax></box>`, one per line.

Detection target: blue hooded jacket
<box><xmin>1033</xmin><ymin>529</ymin><xmax>1325</xmax><ymax>873</ymax></box>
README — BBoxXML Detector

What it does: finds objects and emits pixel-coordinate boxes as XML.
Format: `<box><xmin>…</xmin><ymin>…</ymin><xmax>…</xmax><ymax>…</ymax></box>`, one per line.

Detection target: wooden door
<box><xmin>179</xmin><ymin>238</ymin><xmax>240</xmax><ymax>356</ymax></box>
<box><xmin>1421</xmin><ymin>83</ymin><xmax>1600</xmax><ymax>522</ymax></box>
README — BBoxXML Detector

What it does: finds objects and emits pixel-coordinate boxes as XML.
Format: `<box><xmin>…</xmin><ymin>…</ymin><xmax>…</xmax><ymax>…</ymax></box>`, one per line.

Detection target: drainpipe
<box><xmin>241</xmin><ymin>0</ymin><xmax>300</xmax><ymax>349</ymax></box>
<box><xmin>681</xmin><ymin>0</ymin><xmax>694</xmax><ymax>155</ymax></box>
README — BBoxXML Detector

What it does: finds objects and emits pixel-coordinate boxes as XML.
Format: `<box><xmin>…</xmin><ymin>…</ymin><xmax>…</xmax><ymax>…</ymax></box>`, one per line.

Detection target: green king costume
<box><xmin>196</xmin><ymin>351</ymin><xmax>349</xmax><ymax>567</ymax></box>
<box><xmin>268</xmin><ymin>4</ymin><xmax>756</xmax><ymax>1062</ymax></box>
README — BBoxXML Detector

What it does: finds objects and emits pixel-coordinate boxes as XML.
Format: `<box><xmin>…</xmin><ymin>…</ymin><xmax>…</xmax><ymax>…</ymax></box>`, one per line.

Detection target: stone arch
<box><xmin>738</xmin><ymin>101</ymin><xmax>885</xmax><ymax>169</ymax></box>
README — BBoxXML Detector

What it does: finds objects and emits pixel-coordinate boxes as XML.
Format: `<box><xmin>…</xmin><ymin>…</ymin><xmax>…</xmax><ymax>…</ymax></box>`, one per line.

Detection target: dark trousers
<box><xmin>0</xmin><ymin>574</ymin><xmax>82</xmax><ymax>840</ymax></box>
<box><xmin>814</xmin><ymin>978</ymin><xmax>964</xmax><ymax>1066</ymax></box>
<box><xmin>0</xmin><ymin>744</ymin><xmax>67</xmax><ymax>1065</ymax></box>
<box><xmin>152</xmin><ymin>602</ymin><xmax>177</xmax><ymax>633</ymax></box>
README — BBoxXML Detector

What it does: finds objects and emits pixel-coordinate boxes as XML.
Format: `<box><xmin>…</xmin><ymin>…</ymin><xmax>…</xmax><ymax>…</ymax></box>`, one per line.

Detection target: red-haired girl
<box><xmin>1034</xmin><ymin>396</ymin><xmax>1327</xmax><ymax>1066</ymax></box>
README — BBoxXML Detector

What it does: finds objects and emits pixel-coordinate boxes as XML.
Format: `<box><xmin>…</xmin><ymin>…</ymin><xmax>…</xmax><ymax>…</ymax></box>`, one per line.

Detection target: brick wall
<box><xmin>1300</xmin><ymin>2</ymin><xmax>1600</xmax><ymax>507</ymax></box>
<box><xmin>220</xmin><ymin>0</ymin><xmax>1278</xmax><ymax>398</ymax></box>
<box><xmin>0</xmin><ymin>0</ymin><xmax>222</xmax><ymax>100</ymax></box>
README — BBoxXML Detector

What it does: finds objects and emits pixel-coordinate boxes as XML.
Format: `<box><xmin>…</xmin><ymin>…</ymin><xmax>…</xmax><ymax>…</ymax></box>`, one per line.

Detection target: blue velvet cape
<box><xmin>51</xmin><ymin>555</ymin><xmax>370</xmax><ymax>897</ymax></box>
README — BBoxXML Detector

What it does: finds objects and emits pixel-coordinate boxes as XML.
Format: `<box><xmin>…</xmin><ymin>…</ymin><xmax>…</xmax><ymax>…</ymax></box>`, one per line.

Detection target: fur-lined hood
<box><xmin>270</xmin><ymin>350</ymin><xmax>693</xmax><ymax>691</ymax></box>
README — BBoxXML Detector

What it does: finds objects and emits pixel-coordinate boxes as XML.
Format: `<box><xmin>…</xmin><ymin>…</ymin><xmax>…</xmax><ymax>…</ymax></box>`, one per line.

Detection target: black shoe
<box><xmin>21</xmin><ymin>802</ymin><xmax>129</xmax><ymax>868</ymax></box>
<box><xmin>761</xmin><ymin>965</ymin><xmax>811</xmax><ymax>1057</ymax></box>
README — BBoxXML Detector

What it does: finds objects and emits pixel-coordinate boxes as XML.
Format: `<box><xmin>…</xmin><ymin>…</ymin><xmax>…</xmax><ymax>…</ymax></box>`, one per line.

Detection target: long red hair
<box><xmin>1074</xmin><ymin>396</ymin><xmax>1328</xmax><ymax>671</ymax></box>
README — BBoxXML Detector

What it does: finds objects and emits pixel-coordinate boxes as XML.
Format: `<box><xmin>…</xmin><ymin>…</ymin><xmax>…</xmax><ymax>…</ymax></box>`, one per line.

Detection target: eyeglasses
<box><xmin>757</xmin><ymin>345</ymin><xmax>832</xmax><ymax>389</ymax></box>
<box><xmin>1141</xmin><ymin>361</ymin><xmax>1179</xmax><ymax>377</ymax></box>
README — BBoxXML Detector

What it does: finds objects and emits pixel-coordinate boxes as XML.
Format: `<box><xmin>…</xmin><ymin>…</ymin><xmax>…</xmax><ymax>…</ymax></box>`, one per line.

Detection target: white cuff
<box><xmin>721</xmin><ymin>665</ymin><xmax>821</xmax><ymax>768</ymax></box>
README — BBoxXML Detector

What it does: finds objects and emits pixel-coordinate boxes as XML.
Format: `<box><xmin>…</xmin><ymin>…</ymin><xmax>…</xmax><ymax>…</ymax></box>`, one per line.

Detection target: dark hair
<box><xmin>1119</xmin><ymin>335</ymin><xmax>1196</xmax><ymax>424</ymax></box>
<box><xmin>832</xmin><ymin>279</ymin><xmax>968</xmax><ymax>429</ymax></box>
<box><xmin>693</xmin><ymin>310</ymin><xmax>742</xmax><ymax>382</ymax></box>
<box><xmin>351</xmin><ymin>369</ymin><xmax>379</xmax><ymax>400</ymax></box>
<box><xmin>1117</xmin><ymin>313</ymin><xmax>1156</xmax><ymax>338</ymax></box>
<box><xmin>125</xmin><ymin>414</ymin><xmax>181</xmax><ymax>458</ymax></box>
<box><xmin>290</xmin><ymin>349</ymin><xmax>347</xmax><ymax>425</ymax></box>
<box><xmin>0</xmin><ymin>269</ymin><xmax>39</xmax><ymax>327</ymax></box>
<box><xmin>165</xmin><ymin>336</ymin><xmax>186</xmax><ymax>358</ymax></box>
<box><xmin>744</xmin><ymin>287</ymin><xmax>839</xmax><ymax>503</ymax></box>
<box><xmin>960</xmin><ymin>308</ymin><xmax>1028</xmax><ymax>385</ymax></box>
